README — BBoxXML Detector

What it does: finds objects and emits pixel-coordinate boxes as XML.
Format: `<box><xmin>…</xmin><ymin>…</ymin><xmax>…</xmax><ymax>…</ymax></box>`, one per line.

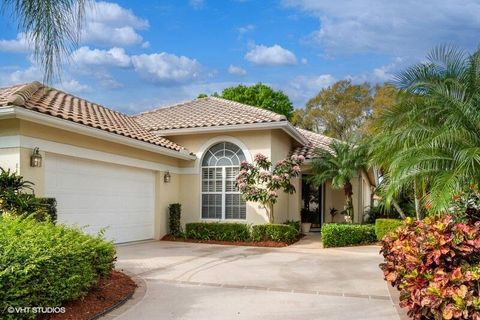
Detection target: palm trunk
<box><xmin>392</xmin><ymin>200</ymin><xmax>407</xmax><ymax>219</ymax></box>
<box><xmin>413</xmin><ymin>180</ymin><xmax>423</xmax><ymax>220</ymax></box>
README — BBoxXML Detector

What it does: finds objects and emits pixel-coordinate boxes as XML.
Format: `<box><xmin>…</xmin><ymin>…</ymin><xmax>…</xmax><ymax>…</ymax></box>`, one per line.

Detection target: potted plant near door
<box><xmin>300</xmin><ymin>209</ymin><xmax>312</xmax><ymax>233</ymax></box>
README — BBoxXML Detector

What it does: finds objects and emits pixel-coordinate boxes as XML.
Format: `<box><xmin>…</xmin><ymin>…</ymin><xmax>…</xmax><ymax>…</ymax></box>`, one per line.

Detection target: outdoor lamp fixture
<box><xmin>30</xmin><ymin>147</ymin><xmax>42</xmax><ymax>168</ymax></box>
<box><xmin>164</xmin><ymin>171</ymin><xmax>171</xmax><ymax>183</ymax></box>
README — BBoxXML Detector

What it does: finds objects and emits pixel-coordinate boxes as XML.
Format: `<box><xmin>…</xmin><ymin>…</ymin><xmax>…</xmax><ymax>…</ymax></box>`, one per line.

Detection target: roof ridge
<box><xmin>134</xmin><ymin>97</ymin><xmax>207</xmax><ymax>117</ymax></box>
<box><xmin>6</xmin><ymin>81</ymin><xmax>42</xmax><ymax>106</ymax></box>
<box><xmin>134</xmin><ymin>96</ymin><xmax>287</xmax><ymax>121</ymax></box>
<box><xmin>207</xmin><ymin>96</ymin><xmax>287</xmax><ymax>120</ymax></box>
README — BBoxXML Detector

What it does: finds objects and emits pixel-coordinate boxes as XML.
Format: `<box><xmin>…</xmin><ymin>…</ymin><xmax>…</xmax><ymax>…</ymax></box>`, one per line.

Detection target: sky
<box><xmin>0</xmin><ymin>0</ymin><xmax>479</xmax><ymax>114</ymax></box>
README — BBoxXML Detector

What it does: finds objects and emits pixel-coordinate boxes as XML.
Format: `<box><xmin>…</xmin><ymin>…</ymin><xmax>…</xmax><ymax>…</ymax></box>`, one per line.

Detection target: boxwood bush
<box><xmin>321</xmin><ymin>223</ymin><xmax>376</xmax><ymax>248</ymax></box>
<box><xmin>0</xmin><ymin>216</ymin><xmax>116</xmax><ymax>319</ymax></box>
<box><xmin>186</xmin><ymin>222</ymin><xmax>250</xmax><ymax>241</ymax></box>
<box><xmin>374</xmin><ymin>218</ymin><xmax>403</xmax><ymax>241</ymax></box>
<box><xmin>251</xmin><ymin>224</ymin><xmax>298</xmax><ymax>243</ymax></box>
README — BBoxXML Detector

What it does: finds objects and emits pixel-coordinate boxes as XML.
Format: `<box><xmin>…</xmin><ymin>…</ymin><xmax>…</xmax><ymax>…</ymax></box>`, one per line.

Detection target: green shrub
<box><xmin>0</xmin><ymin>216</ymin><xmax>116</xmax><ymax>319</ymax></box>
<box><xmin>284</xmin><ymin>220</ymin><xmax>301</xmax><ymax>234</ymax></box>
<box><xmin>251</xmin><ymin>224</ymin><xmax>298</xmax><ymax>243</ymax></box>
<box><xmin>185</xmin><ymin>222</ymin><xmax>250</xmax><ymax>242</ymax></box>
<box><xmin>375</xmin><ymin>218</ymin><xmax>403</xmax><ymax>240</ymax></box>
<box><xmin>321</xmin><ymin>223</ymin><xmax>376</xmax><ymax>248</ymax></box>
<box><xmin>168</xmin><ymin>203</ymin><xmax>182</xmax><ymax>237</ymax></box>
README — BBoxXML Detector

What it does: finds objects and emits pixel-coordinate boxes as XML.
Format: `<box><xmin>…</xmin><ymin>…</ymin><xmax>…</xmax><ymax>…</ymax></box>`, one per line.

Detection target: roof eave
<box><xmin>153</xmin><ymin>121</ymin><xmax>309</xmax><ymax>145</ymax></box>
<box><xmin>0</xmin><ymin>106</ymin><xmax>196</xmax><ymax>160</ymax></box>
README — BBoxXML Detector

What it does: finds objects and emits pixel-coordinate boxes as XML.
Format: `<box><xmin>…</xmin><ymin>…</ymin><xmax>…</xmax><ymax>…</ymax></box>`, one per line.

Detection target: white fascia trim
<box><xmin>2</xmin><ymin>106</ymin><xmax>196</xmax><ymax>160</ymax></box>
<box><xmin>0</xmin><ymin>135</ymin><xmax>197</xmax><ymax>174</ymax></box>
<box><xmin>154</xmin><ymin>121</ymin><xmax>309</xmax><ymax>145</ymax></box>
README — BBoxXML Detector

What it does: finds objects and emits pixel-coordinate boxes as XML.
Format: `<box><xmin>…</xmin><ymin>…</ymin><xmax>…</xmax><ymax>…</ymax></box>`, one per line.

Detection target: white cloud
<box><xmin>0</xmin><ymin>65</ymin><xmax>89</xmax><ymax>94</ymax></box>
<box><xmin>0</xmin><ymin>33</ymin><xmax>30</xmax><ymax>53</ymax></box>
<box><xmin>0</xmin><ymin>66</ymin><xmax>38</xmax><ymax>85</ymax></box>
<box><xmin>227</xmin><ymin>65</ymin><xmax>247</xmax><ymax>75</ymax></box>
<box><xmin>237</xmin><ymin>24</ymin><xmax>255</xmax><ymax>35</ymax></box>
<box><xmin>283</xmin><ymin>0</ymin><xmax>480</xmax><ymax>57</ymax></box>
<box><xmin>284</xmin><ymin>74</ymin><xmax>336</xmax><ymax>106</ymax></box>
<box><xmin>81</xmin><ymin>1</ymin><xmax>149</xmax><ymax>47</ymax></box>
<box><xmin>189</xmin><ymin>0</ymin><xmax>204</xmax><ymax>9</ymax></box>
<box><xmin>56</xmin><ymin>79</ymin><xmax>90</xmax><ymax>93</ymax></box>
<box><xmin>245</xmin><ymin>44</ymin><xmax>297</xmax><ymax>66</ymax></box>
<box><xmin>131</xmin><ymin>53</ymin><xmax>202</xmax><ymax>84</ymax></box>
<box><xmin>372</xmin><ymin>57</ymin><xmax>404</xmax><ymax>82</ymax></box>
<box><xmin>301</xmin><ymin>58</ymin><xmax>308</xmax><ymax>64</ymax></box>
<box><xmin>71</xmin><ymin>46</ymin><xmax>131</xmax><ymax>67</ymax></box>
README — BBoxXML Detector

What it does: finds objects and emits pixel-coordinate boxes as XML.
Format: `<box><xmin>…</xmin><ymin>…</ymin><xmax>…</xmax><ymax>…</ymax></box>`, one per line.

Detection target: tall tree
<box><xmin>220</xmin><ymin>83</ymin><xmax>294</xmax><ymax>119</ymax></box>
<box><xmin>293</xmin><ymin>80</ymin><xmax>372</xmax><ymax>140</ymax></box>
<box><xmin>309</xmin><ymin>140</ymin><xmax>368</xmax><ymax>220</ymax></box>
<box><xmin>1</xmin><ymin>0</ymin><xmax>87</xmax><ymax>82</ymax></box>
<box><xmin>362</xmin><ymin>84</ymin><xmax>398</xmax><ymax>136</ymax></box>
<box><xmin>371</xmin><ymin>45</ymin><xmax>480</xmax><ymax>214</ymax></box>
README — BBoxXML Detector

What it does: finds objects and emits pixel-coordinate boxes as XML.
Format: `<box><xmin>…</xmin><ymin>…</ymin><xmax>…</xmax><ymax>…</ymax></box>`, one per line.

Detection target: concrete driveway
<box><xmin>109</xmin><ymin>237</ymin><xmax>399</xmax><ymax>320</ymax></box>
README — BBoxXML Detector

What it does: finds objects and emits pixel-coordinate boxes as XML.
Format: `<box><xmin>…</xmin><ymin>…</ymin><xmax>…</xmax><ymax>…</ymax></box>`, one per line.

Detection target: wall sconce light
<box><xmin>30</xmin><ymin>147</ymin><xmax>42</xmax><ymax>168</ymax></box>
<box><xmin>164</xmin><ymin>171</ymin><xmax>171</xmax><ymax>183</ymax></box>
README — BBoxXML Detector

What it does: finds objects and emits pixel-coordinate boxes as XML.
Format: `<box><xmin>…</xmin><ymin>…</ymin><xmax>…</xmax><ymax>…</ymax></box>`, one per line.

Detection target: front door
<box><xmin>301</xmin><ymin>175</ymin><xmax>323</xmax><ymax>231</ymax></box>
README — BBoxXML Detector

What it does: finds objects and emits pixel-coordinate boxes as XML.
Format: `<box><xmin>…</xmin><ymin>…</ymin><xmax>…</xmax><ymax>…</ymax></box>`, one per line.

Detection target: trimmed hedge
<box><xmin>283</xmin><ymin>220</ymin><xmax>301</xmax><ymax>234</ymax></box>
<box><xmin>168</xmin><ymin>203</ymin><xmax>182</xmax><ymax>237</ymax></box>
<box><xmin>251</xmin><ymin>224</ymin><xmax>298</xmax><ymax>243</ymax></box>
<box><xmin>321</xmin><ymin>223</ymin><xmax>376</xmax><ymax>248</ymax></box>
<box><xmin>375</xmin><ymin>218</ymin><xmax>403</xmax><ymax>241</ymax></box>
<box><xmin>0</xmin><ymin>216</ymin><xmax>116</xmax><ymax>319</ymax></box>
<box><xmin>185</xmin><ymin>222</ymin><xmax>250</xmax><ymax>242</ymax></box>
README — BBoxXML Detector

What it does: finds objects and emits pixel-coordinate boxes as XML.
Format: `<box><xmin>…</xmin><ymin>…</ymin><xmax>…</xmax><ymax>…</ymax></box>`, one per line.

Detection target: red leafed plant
<box><xmin>380</xmin><ymin>215</ymin><xmax>480</xmax><ymax>320</ymax></box>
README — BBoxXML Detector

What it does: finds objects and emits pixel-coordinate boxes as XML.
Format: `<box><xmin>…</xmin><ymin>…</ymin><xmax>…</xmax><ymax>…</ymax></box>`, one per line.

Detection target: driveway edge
<box><xmin>98</xmin><ymin>270</ymin><xmax>148</xmax><ymax>319</ymax></box>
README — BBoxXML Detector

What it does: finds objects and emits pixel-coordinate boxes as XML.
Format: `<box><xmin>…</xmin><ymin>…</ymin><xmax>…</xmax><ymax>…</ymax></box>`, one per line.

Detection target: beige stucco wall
<box><xmin>154</xmin><ymin>171</ymin><xmax>180</xmax><ymax>239</ymax></box>
<box><xmin>18</xmin><ymin>120</ymin><xmax>180</xmax><ymax>167</ymax></box>
<box><xmin>168</xmin><ymin>129</ymin><xmax>296</xmax><ymax>226</ymax></box>
<box><xmin>0</xmin><ymin>148</ymin><xmax>20</xmax><ymax>173</ymax></box>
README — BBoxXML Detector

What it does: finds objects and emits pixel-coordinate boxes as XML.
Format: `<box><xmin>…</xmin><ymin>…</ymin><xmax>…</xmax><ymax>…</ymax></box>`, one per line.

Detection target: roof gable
<box><xmin>0</xmin><ymin>82</ymin><xmax>189</xmax><ymax>154</ymax></box>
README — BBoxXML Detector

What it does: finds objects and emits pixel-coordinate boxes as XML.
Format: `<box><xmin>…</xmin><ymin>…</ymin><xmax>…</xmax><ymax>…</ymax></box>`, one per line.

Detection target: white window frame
<box><xmin>200</xmin><ymin>142</ymin><xmax>247</xmax><ymax>220</ymax></box>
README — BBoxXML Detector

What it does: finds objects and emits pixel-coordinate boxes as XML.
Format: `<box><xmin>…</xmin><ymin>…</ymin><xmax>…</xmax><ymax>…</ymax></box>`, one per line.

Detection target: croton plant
<box><xmin>380</xmin><ymin>215</ymin><xmax>480</xmax><ymax>320</ymax></box>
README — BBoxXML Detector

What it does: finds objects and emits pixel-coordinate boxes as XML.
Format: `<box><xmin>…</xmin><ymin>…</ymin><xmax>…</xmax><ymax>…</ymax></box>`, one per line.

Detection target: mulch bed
<box><xmin>40</xmin><ymin>270</ymin><xmax>137</xmax><ymax>320</ymax></box>
<box><xmin>161</xmin><ymin>234</ymin><xmax>304</xmax><ymax>247</ymax></box>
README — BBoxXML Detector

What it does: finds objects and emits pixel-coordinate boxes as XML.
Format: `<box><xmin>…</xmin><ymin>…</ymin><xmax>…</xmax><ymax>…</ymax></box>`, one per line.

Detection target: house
<box><xmin>0</xmin><ymin>82</ymin><xmax>376</xmax><ymax>243</ymax></box>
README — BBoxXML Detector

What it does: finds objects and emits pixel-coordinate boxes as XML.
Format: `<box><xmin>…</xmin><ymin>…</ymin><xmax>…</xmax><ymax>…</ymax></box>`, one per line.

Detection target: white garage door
<box><xmin>45</xmin><ymin>153</ymin><xmax>155</xmax><ymax>243</ymax></box>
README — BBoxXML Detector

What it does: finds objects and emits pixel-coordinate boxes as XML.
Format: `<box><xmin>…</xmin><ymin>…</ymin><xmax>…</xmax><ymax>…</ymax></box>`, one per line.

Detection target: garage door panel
<box><xmin>45</xmin><ymin>154</ymin><xmax>155</xmax><ymax>243</ymax></box>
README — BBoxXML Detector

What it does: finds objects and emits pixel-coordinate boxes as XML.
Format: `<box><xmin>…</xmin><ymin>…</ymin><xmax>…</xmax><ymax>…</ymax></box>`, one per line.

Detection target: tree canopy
<box><xmin>292</xmin><ymin>81</ymin><xmax>398</xmax><ymax>141</ymax></box>
<box><xmin>218</xmin><ymin>83</ymin><xmax>294</xmax><ymax>120</ymax></box>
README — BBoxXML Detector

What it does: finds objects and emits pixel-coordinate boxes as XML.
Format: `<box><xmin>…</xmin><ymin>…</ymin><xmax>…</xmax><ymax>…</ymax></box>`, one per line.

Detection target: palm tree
<box><xmin>309</xmin><ymin>140</ymin><xmax>368</xmax><ymax>220</ymax></box>
<box><xmin>371</xmin><ymin>45</ymin><xmax>480</xmax><ymax>214</ymax></box>
<box><xmin>1</xmin><ymin>0</ymin><xmax>88</xmax><ymax>82</ymax></box>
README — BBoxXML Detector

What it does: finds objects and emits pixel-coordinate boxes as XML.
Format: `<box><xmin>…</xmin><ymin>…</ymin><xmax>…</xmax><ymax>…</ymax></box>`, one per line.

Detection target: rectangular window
<box><xmin>201</xmin><ymin>166</ymin><xmax>246</xmax><ymax>220</ymax></box>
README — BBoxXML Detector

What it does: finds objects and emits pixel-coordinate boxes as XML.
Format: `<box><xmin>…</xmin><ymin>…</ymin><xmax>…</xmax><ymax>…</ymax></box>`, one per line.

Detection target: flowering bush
<box><xmin>380</xmin><ymin>215</ymin><xmax>480</xmax><ymax>320</ymax></box>
<box><xmin>236</xmin><ymin>154</ymin><xmax>304</xmax><ymax>223</ymax></box>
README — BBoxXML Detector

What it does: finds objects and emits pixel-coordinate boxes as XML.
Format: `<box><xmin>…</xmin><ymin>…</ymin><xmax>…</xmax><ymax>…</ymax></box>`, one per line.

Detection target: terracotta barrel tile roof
<box><xmin>291</xmin><ymin>127</ymin><xmax>333</xmax><ymax>159</ymax></box>
<box><xmin>134</xmin><ymin>96</ymin><xmax>287</xmax><ymax>131</ymax></box>
<box><xmin>0</xmin><ymin>82</ymin><xmax>187</xmax><ymax>153</ymax></box>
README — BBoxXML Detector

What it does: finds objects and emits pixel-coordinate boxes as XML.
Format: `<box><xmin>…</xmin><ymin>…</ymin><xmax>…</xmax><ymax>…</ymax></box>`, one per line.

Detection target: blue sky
<box><xmin>1</xmin><ymin>0</ymin><xmax>479</xmax><ymax>114</ymax></box>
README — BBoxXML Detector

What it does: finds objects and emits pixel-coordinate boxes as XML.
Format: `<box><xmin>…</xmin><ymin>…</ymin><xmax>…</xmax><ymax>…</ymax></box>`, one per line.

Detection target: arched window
<box><xmin>201</xmin><ymin>142</ymin><xmax>247</xmax><ymax>219</ymax></box>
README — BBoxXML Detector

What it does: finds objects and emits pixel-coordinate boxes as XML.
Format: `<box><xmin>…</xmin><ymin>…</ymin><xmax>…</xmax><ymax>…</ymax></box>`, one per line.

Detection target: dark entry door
<box><xmin>301</xmin><ymin>176</ymin><xmax>323</xmax><ymax>229</ymax></box>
